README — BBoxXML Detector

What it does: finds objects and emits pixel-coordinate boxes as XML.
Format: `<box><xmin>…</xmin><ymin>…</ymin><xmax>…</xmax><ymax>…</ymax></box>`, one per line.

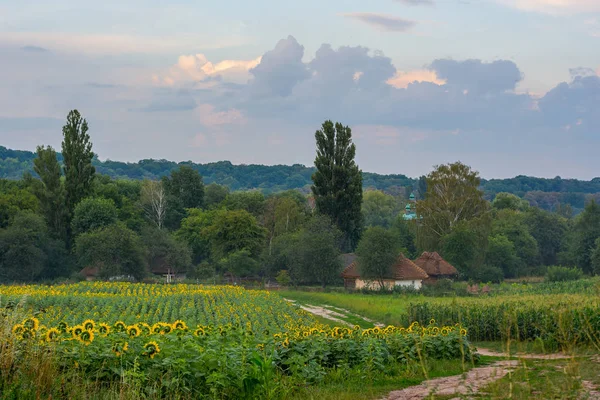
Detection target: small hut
<box><xmin>80</xmin><ymin>266</ymin><xmax>99</xmax><ymax>281</ymax></box>
<box><xmin>413</xmin><ymin>251</ymin><xmax>458</xmax><ymax>283</ymax></box>
<box><xmin>341</xmin><ymin>253</ymin><xmax>428</xmax><ymax>290</ymax></box>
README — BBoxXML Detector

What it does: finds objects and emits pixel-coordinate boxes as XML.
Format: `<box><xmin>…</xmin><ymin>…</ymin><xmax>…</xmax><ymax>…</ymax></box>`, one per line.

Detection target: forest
<box><xmin>1</xmin><ymin>111</ymin><xmax>600</xmax><ymax>285</ymax></box>
<box><xmin>2</xmin><ymin>145</ymin><xmax>600</xmax><ymax>215</ymax></box>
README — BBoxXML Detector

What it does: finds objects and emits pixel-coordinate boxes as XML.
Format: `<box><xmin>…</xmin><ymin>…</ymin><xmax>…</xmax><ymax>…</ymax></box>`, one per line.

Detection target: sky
<box><xmin>0</xmin><ymin>0</ymin><xmax>599</xmax><ymax>179</ymax></box>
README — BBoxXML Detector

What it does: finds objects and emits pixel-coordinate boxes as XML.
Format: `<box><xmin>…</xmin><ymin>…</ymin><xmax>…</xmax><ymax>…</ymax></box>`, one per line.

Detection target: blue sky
<box><xmin>0</xmin><ymin>0</ymin><xmax>599</xmax><ymax>178</ymax></box>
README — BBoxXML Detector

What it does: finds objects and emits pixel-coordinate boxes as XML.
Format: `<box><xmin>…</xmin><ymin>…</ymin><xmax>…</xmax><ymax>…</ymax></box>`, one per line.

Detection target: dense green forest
<box><xmin>2</xmin><ymin>111</ymin><xmax>600</xmax><ymax>286</ymax></box>
<box><xmin>2</xmin><ymin>145</ymin><xmax>599</xmax><ymax>214</ymax></box>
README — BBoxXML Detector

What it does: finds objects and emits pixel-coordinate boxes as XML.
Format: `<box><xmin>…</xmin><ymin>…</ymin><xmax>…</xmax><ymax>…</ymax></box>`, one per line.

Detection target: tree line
<box><xmin>1</xmin><ymin>111</ymin><xmax>599</xmax><ymax>285</ymax></box>
<box><xmin>3</xmin><ymin>145</ymin><xmax>600</xmax><ymax>214</ymax></box>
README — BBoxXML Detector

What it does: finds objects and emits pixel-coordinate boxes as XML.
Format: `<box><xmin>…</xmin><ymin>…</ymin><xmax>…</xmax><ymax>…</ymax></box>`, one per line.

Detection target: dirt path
<box><xmin>476</xmin><ymin>347</ymin><xmax>573</xmax><ymax>360</ymax></box>
<box><xmin>296</xmin><ymin>304</ymin><xmax>355</xmax><ymax>327</ymax></box>
<box><xmin>384</xmin><ymin>360</ymin><xmax>518</xmax><ymax>400</ymax></box>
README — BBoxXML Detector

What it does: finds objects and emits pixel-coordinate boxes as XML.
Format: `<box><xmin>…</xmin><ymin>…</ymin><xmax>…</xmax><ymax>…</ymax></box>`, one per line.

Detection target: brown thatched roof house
<box><xmin>341</xmin><ymin>253</ymin><xmax>428</xmax><ymax>290</ymax></box>
<box><xmin>413</xmin><ymin>252</ymin><xmax>458</xmax><ymax>282</ymax></box>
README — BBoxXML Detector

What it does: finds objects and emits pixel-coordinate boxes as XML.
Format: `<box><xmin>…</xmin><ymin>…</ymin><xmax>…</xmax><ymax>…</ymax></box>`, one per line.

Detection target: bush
<box><xmin>474</xmin><ymin>265</ymin><xmax>504</xmax><ymax>283</ymax></box>
<box><xmin>275</xmin><ymin>270</ymin><xmax>291</xmax><ymax>287</ymax></box>
<box><xmin>545</xmin><ymin>266</ymin><xmax>583</xmax><ymax>283</ymax></box>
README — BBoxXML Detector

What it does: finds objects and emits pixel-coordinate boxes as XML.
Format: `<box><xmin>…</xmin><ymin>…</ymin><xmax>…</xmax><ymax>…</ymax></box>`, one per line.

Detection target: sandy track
<box><xmin>384</xmin><ymin>360</ymin><xmax>518</xmax><ymax>399</ymax></box>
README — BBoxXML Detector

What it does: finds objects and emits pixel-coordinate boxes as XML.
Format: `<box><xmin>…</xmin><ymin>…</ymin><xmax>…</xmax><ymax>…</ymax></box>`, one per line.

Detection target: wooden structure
<box><xmin>341</xmin><ymin>253</ymin><xmax>428</xmax><ymax>290</ymax></box>
<box><xmin>413</xmin><ymin>251</ymin><xmax>458</xmax><ymax>283</ymax></box>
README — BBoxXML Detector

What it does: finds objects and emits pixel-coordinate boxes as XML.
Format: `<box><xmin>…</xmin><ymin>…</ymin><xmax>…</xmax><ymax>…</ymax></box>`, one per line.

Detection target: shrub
<box><xmin>545</xmin><ymin>266</ymin><xmax>583</xmax><ymax>282</ymax></box>
<box><xmin>275</xmin><ymin>270</ymin><xmax>291</xmax><ymax>287</ymax></box>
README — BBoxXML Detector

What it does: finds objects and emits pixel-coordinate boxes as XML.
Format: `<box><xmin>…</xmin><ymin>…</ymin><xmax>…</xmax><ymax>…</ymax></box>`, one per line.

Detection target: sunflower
<box><xmin>57</xmin><ymin>321</ymin><xmax>68</xmax><ymax>333</ymax></box>
<box><xmin>112</xmin><ymin>341</ymin><xmax>129</xmax><ymax>357</ymax></box>
<box><xmin>21</xmin><ymin>329</ymin><xmax>34</xmax><ymax>339</ymax></box>
<box><xmin>23</xmin><ymin>317</ymin><xmax>40</xmax><ymax>331</ymax></box>
<box><xmin>172</xmin><ymin>320</ymin><xmax>188</xmax><ymax>330</ymax></box>
<box><xmin>151</xmin><ymin>323</ymin><xmax>162</xmax><ymax>334</ymax></box>
<box><xmin>114</xmin><ymin>321</ymin><xmax>126</xmax><ymax>332</ymax></box>
<box><xmin>143</xmin><ymin>341</ymin><xmax>161</xmax><ymax>359</ymax></box>
<box><xmin>441</xmin><ymin>327</ymin><xmax>450</xmax><ymax>336</ymax></box>
<box><xmin>98</xmin><ymin>323</ymin><xmax>110</xmax><ymax>336</ymax></box>
<box><xmin>194</xmin><ymin>327</ymin><xmax>206</xmax><ymax>337</ymax></box>
<box><xmin>460</xmin><ymin>328</ymin><xmax>468</xmax><ymax>336</ymax></box>
<box><xmin>83</xmin><ymin>319</ymin><xmax>95</xmax><ymax>331</ymax></box>
<box><xmin>72</xmin><ymin>325</ymin><xmax>84</xmax><ymax>337</ymax></box>
<box><xmin>126</xmin><ymin>325</ymin><xmax>141</xmax><ymax>338</ymax></box>
<box><xmin>160</xmin><ymin>324</ymin><xmax>172</xmax><ymax>334</ymax></box>
<box><xmin>45</xmin><ymin>328</ymin><xmax>60</xmax><ymax>342</ymax></box>
<box><xmin>79</xmin><ymin>330</ymin><xmax>94</xmax><ymax>345</ymax></box>
<box><xmin>138</xmin><ymin>322</ymin><xmax>151</xmax><ymax>334</ymax></box>
<box><xmin>12</xmin><ymin>324</ymin><xmax>25</xmax><ymax>335</ymax></box>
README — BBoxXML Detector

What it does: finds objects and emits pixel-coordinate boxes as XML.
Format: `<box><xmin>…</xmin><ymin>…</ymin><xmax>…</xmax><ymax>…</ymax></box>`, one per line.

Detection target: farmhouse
<box><xmin>341</xmin><ymin>253</ymin><xmax>428</xmax><ymax>290</ymax></box>
<box><xmin>413</xmin><ymin>251</ymin><xmax>459</xmax><ymax>283</ymax></box>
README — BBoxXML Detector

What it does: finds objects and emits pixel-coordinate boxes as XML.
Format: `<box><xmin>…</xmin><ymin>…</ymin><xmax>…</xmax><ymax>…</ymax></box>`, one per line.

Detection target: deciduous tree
<box><xmin>33</xmin><ymin>145</ymin><xmax>67</xmax><ymax>238</ymax></box>
<box><xmin>356</xmin><ymin>227</ymin><xmax>399</xmax><ymax>289</ymax></box>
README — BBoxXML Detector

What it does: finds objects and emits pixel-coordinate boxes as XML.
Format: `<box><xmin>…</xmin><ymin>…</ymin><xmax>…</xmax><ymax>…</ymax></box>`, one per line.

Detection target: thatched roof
<box><xmin>413</xmin><ymin>252</ymin><xmax>458</xmax><ymax>277</ymax></box>
<box><xmin>80</xmin><ymin>266</ymin><xmax>99</xmax><ymax>277</ymax></box>
<box><xmin>341</xmin><ymin>253</ymin><xmax>428</xmax><ymax>280</ymax></box>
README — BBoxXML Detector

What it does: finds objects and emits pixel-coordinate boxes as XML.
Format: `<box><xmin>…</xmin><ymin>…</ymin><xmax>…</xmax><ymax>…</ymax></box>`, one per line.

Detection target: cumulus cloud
<box><xmin>430</xmin><ymin>59</ymin><xmax>523</xmax><ymax>94</ymax></box>
<box><xmin>248</xmin><ymin>36</ymin><xmax>310</xmax><ymax>97</ymax></box>
<box><xmin>2</xmin><ymin>35</ymin><xmax>600</xmax><ymax>178</ymax></box>
<box><xmin>155</xmin><ymin>53</ymin><xmax>262</xmax><ymax>86</ymax></box>
<box><xmin>538</xmin><ymin>73</ymin><xmax>600</xmax><ymax>131</ymax></box>
<box><xmin>341</xmin><ymin>13</ymin><xmax>417</xmax><ymax>32</ymax></box>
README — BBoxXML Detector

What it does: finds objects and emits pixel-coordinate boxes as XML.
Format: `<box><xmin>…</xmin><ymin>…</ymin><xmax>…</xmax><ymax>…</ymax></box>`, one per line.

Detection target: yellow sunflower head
<box><xmin>172</xmin><ymin>320</ymin><xmax>188</xmax><ymax>331</ymax></box>
<box><xmin>83</xmin><ymin>319</ymin><xmax>95</xmax><ymax>331</ymax></box>
<box><xmin>72</xmin><ymin>325</ymin><xmax>84</xmax><ymax>337</ymax></box>
<box><xmin>151</xmin><ymin>323</ymin><xmax>162</xmax><ymax>334</ymax></box>
<box><xmin>143</xmin><ymin>341</ymin><xmax>161</xmax><ymax>359</ymax></box>
<box><xmin>79</xmin><ymin>330</ymin><xmax>94</xmax><ymax>345</ymax></box>
<box><xmin>57</xmin><ymin>321</ymin><xmax>68</xmax><ymax>333</ymax></box>
<box><xmin>45</xmin><ymin>328</ymin><xmax>60</xmax><ymax>342</ymax></box>
<box><xmin>98</xmin><ymin>323</ymin><xmax>110</xmax><ymax>336</ymax></box>
<box><xmin>23</xmin><ymin>317</ymin><xmax>40</xmax><ymax>331</ymax></box>
<box><xmin>194</xmin><ymin>327</ymin><xmax>206</xmax><ymax>337</ymax></box>
<box><xmin>126</xmin><ymin>325</ymin><xmax>141</xmax><ymax>338</ymax></box>
<box><xmin>114</xmin><ymin>321</ymin><xmax>126</xmax><ymax>332</ymax></box>
<box><xmin>112</xmin><ymin>341</ymin><xmax>128</xmax><ymax>357</ymax></box>
<box><xmin>12</xmin><ymin>324</ymin><xmax>25</xmax><ymax>336</ymax></box>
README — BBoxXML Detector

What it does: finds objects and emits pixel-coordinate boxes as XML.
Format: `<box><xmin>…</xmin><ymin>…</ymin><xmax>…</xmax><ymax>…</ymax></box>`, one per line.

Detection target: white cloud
<box><xmin>156</xmin><ymin>53</ymin><xmax>262</xmax><ymax>86</ymax></box>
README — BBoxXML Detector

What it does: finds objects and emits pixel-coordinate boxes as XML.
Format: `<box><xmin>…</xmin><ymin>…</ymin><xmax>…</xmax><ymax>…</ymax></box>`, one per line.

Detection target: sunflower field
<box><xmin>1</xmin><ymin>282</ymin><xmax>475</xmax><ymax>399</ymax></box>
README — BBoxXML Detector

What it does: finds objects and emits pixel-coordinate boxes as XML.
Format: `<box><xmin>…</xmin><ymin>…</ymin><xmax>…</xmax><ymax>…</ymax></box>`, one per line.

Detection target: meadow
<box><xmin>0</xmin><ymin>282</ymin><xmax>475</xmax><ymax>399</ymax></box>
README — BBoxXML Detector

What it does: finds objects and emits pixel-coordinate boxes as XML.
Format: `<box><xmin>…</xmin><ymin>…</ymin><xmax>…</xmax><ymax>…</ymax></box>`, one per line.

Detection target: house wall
<box><xmin>355</xmin><ymin>279</ymin><xmax>422</xmax><ymax>290</ymax></box>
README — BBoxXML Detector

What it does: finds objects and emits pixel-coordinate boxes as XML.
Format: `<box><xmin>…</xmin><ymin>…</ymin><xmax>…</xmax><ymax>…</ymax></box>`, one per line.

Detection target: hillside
<box><xmin>2</xmin><ymin>145</ymin><xmax>600</xmax><ymax>212</ymax></box>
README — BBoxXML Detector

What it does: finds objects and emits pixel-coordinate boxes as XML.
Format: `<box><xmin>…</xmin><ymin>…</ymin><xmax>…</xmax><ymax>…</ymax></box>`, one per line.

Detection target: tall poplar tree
<box><xmin>33</xmin><ymin>145</ymin><xmax>67</xmax><ymax>239</ymax></box>
<box><xmin>311</xmin><ymin>120</ymin><xmax>363</xmax><ymax>251</ymax></box>
<box><xmin>61</xmin><ymin>110</ymin><xmax>95</xmax><ymax>240</ymax></box>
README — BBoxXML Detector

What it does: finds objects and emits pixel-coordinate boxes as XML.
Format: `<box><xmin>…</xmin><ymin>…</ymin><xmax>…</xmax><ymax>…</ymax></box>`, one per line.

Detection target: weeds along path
<box><xmin>384</xmin><ymin>360</ymin><xmax>518</xmax><ymax>399</ymax></box>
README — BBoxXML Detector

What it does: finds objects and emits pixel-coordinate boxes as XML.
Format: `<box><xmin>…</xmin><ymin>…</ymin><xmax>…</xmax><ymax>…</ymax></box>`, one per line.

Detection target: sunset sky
<box><xmin>1</xmin><ymin>0</ymin><xmax>599</xmax><ymax>178</ymax></box>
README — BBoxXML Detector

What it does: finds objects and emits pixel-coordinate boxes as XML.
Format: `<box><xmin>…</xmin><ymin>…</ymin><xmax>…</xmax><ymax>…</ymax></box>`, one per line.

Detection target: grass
<box><xmin>288</xmin><ymin>359</ymin><xmax>475</xmax><ymax>400</ymax></box>
<box><xmin>280</xmin><ymin>290</ymin><xmax>413</xmax><ymax>326</ymax></box>
<box><xmin>478</xmin><ymin>357</ymin><xmax>600</xmax><ymax>399</ymax></box>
